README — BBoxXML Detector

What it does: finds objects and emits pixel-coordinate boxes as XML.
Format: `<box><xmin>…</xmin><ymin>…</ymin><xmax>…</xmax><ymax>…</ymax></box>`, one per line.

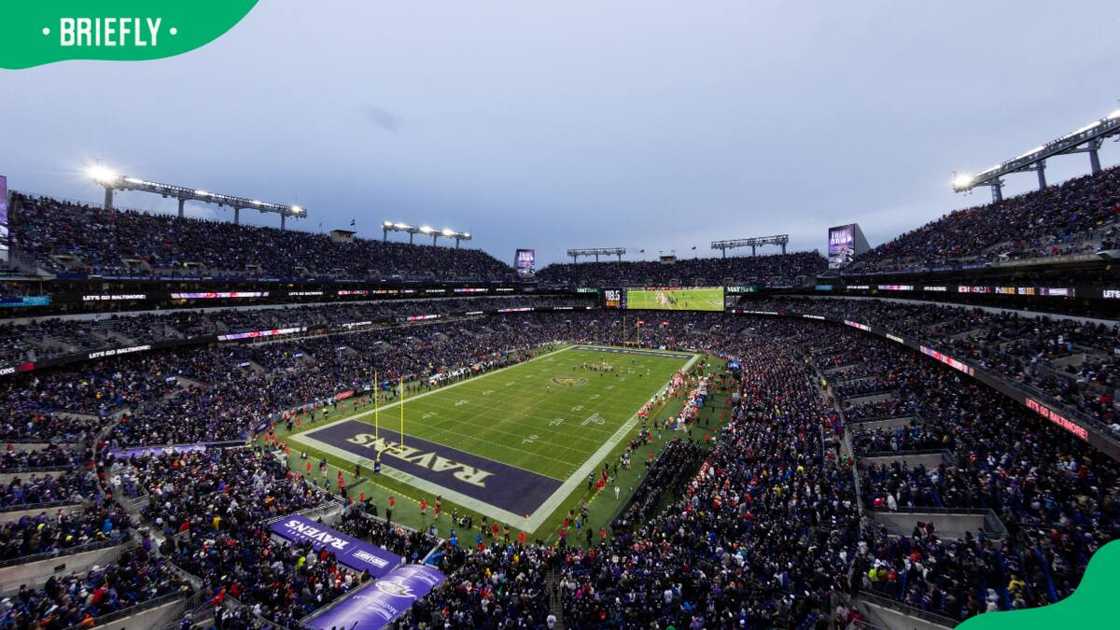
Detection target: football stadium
<box><xmin>1</xmin><ymin>3</ymin><xmax>1120</xmax><ymax>630</ymax></box>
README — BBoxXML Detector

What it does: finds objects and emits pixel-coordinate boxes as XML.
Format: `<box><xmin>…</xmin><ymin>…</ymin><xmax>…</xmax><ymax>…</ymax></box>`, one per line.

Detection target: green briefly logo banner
<box><xmin>0</xmin><ymin>1</ymin><xmax>259</xmax><ymax>69</ymax></box>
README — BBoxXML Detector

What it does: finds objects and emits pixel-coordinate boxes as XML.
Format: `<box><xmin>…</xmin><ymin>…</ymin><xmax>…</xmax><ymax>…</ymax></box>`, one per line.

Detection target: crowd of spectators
<box><xmin>0</xmin><ymin>546</ymin><xmax>190</xmax><ymax>628</ymax></box>
<box><xmin>739</xmin><ymin>296</ymin><xmax>1120</xmax><ymax>436</ymax></box>
<box><xmin>0</xmin><ymin>300</ymin><xmax>1116</xmax><ymax>626</ymax></box>
<box><xmin>813</xmin><ymin>326</ymin><xmax>1120</xmax><ymax>621</ymax></box>
<box><xmin>144</xmin><ymin>446</ymin><xmax>359</xmax><ymax>627</ymax></box>
<box><xmin>536</xmin><ymin>251</ymin><xmax>826</xmax><ymax>287</ymax></box>
<box><xmin>11</xmin><ymin>193</ymin><xmax>515</xmax><ymax>281</ymax></box>
<box><xmin>0</xmin><ymin>503</ymin><xmax>130</xmax><ymax>561</ymax></box>
<box><xmin>0</xmin><ymin>470</ymin><xmax>101</xmax><ymax>509</ymax></box>
<box><xmin>0</xmin><ymin>444</ymin><xmax>83</xmax><ymax>471</ymax></box>
<box><xmin>610</xmin><ymin>438</ymin><xmax>704</xmax><ymax>532</ymax></box>
<box><xmin>0</xmin><ymin>295</ymin><xmax>594</xmax><ymax>365</ymax></box>
<box><xmin>336</xmin><ymin>507</ymin><xmax>440</xmax><ymax>565</ymax></box>
<box><xmin>399</xmin><ymin>312</ymin><xmax>1119</xmax><ymax>626</ymax></box>
<box><xmin>850</xmin><ymin>164</ymin><xmax>1120</xmax><ymax>272</ymax></box>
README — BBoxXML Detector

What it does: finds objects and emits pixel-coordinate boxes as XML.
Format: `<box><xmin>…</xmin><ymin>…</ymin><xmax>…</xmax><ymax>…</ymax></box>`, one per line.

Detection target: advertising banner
<box><xmin>270</xmin><ymin>514</ymin><xmax>402</xmax><ymax>578</ymax></box>
<box><xmin>305</xmin><ymin>564</ymin><xmax>446</xmax><ymax>630</ymax></box>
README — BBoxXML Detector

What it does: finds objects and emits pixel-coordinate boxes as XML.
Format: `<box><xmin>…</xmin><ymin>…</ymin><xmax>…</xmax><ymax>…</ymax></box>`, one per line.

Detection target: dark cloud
<box><xmin>361</xmin><ymin>105</ymin><xmax>402</xmax><ymax>133</ymax></box>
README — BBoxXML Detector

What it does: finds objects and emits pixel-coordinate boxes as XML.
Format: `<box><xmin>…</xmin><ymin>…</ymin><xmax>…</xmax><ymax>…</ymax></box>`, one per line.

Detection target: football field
<box><xmin>287</xmin><ymin>344</ymin><xmax>697</xmax><ymax>531</ymax></box>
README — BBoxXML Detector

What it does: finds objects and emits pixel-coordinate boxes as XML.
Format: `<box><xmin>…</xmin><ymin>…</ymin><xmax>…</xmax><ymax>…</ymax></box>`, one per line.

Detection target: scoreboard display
<box><xmin>625</xmin><ymin>287</ymin><xmax>724</xmax><ymax>312</ymax></box>
<box><xmin>603</xmin><ymin>289</ymin><xmax>623</xmax><ymax>309</ymax></box>
<box><xmin>514</xmin><ymin>249</ymin><xmax>536</xmax><ymax>276</ymax></box>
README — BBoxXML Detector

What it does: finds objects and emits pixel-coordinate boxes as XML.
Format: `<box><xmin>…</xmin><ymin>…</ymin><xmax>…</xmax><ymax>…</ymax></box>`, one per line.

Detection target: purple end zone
<box><xmin>306</xmin><ymin>419</ymin><xmax>563</xmax><ymax>516</ymax></box>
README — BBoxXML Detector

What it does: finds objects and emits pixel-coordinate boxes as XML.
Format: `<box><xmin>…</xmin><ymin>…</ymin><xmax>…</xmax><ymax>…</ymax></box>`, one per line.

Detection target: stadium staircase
<box><xmin>546</xmin><ymin>564</ymin><xmax>566</xmax><ymax>630</ymax></box>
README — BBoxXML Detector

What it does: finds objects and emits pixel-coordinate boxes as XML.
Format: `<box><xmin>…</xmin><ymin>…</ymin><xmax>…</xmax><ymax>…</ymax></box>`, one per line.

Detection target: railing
<box><xmin>844</xmin><ymin>414</ymin><xmax>919</xmax><ymax>426</ymax></box>
<box><xmin>865</xmin><ymin>505</ymin><xmax>1008</xmax><ymax>538</ymax></box>
<box><xmin>0</xmin><ymin>532</ymin><xmax>131</xmax><ymax>569</ymax></box>
<box><xmin>0</xmin><ymin>499</ymin><xmax>82</xmax><ymax>514</ymax></box>
<box><xmin>62</xmin><ymin>588</ymin><xmax>192</xmax><ymax>630</ymax></box>
<box><xmin>856</xmin><ymin>448</ymin><xmax>951</xmax><ymax>459</ymax></box>
<box><xmin>156</xmin><ymin>590</ymin><xmax>211</xmax><ymax>630</ymax></box>
<box><xmin>857</xmin><ymin>590</ymin><xmax>958</xmax><ymax>629</ymax></box>
<box><xmin>0</xmin><ymin>464</ymin><xmax>77</xmax><ymax>475</ymax></box>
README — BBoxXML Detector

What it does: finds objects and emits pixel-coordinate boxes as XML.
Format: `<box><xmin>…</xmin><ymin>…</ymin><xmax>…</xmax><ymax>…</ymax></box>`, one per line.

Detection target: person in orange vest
<box><xmin>419</xmin><ymin>498</ymin><xmax>428</xmax><ymax>516</ymax></box>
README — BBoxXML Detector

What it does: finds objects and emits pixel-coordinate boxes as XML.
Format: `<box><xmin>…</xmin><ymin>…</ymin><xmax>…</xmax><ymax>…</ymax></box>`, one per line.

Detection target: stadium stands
<box><xmin>0</xmin><ymin>298</ymin><xmax>1116</xmax><ymax>627</ymax></box>
<box><xmin>810</xmin><ymin>327</ymin><xmax>1119</xmax><ymax>621</ymax></box>
<box><xmin>736</xmin><ymin>296</ymin><xmax>1120</xmax><ymax>437</ymax></box>
<box><xmin>4</xmin><ymin>161</ymin><xmax>1120</xmax><ymax>628</ymax></box>
<box><xmin>0</xmin><ymin>547</ymin><xmax>191</xmax><ymax>628</ymax></box>
<box><xmin>0</xmin><ymin>295</ymin><xmax>593</xmax><ymax>365</ymax></box>
<box><xmin>536</xmin><ymin>251</ymin><xmax>826</xmax><ymax>287</ymax></box>
<box><xmin>851</xmin><ymin>165</ymin><xmax>1120</xmax><ymax>272</ymax></box>
<box><xmin>10</xmin><ymin>193</ymin><xmax>515</xmax><ymax>281</ymax></box>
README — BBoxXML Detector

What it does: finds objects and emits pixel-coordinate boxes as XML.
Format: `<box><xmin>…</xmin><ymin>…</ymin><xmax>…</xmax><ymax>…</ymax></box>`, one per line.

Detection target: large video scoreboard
<box><xmin>624</xmin><ymin>287</ymin><xmax>724</xmax><ymax>312</ymax></box>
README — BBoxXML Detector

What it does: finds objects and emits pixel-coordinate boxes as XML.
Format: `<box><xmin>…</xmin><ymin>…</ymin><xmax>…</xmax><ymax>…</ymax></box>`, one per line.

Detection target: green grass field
<box><xmin>280</xmin><ymin>344</ymin><xmax>704</xmax><ymax>538</ymax></box>
<box><xmin>626</xmin><ymin>286</ymin><xmax>725</xmax><ymax>312</ymax></box>
<box><xmin>356</xmin><ymin>345</ymin><xmax>690</xmax><ymax>479</ymax></box>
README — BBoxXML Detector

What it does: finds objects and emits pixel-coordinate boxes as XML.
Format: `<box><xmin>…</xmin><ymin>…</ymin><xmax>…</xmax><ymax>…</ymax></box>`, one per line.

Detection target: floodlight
<box><xmin>952</xmin><ymin>173</ymin><xmax>974</xmax><ymax>189</ymax></box>
<box><xmin>383</xmin><ymin>221</ymin><xmax>393</xmax><ymax>227</ymax></box>
<box><xmin>441</xmin><ymin>227</ymin><xmax>456</xmax><ymax>236</ymax></box>
<box><xmin>86</xmin><ymin>165</ymin><xmax>119</xmax><ymax>184</ymax></box>
<box><xmin>419</xmin><ymin>225</ymin><xmax>434</xmax><ymax>234</ymax></box>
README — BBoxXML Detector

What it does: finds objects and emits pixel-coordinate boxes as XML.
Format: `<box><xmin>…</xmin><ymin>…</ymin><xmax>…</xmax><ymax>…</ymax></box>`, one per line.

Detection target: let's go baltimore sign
<box><xmin>0</xmin><ymin>1</ymin><xmax>259</xmax><ymax>69</ymax></box>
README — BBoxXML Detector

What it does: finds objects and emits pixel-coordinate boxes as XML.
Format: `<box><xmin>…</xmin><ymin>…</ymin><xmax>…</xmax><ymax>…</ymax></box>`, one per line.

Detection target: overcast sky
<box><xmin>2</xmin><ymin>0</ymin><xmax>1118</xmax><ymax>266</ymax></box>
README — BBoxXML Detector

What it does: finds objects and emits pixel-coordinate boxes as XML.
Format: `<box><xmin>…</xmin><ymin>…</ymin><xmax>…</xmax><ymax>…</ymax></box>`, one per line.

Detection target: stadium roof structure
<box><xmin>952</xmin><ymin>108</ymin><xmax>1120</xmax><ymax>201</ymax></box>
<box><xmin>382</xmin><ymin>221</ymin><xmax>471</xmax><ymax>247</ymax></box>
<box><xmin>711</xmin><ymin>234</ymin><xmax>788</xmax><ymax>257</ymax></box>
<box><xmin>86</xmin><ymin>165</ymin><xmax>305</xmax><ymax>229</ymax></box>
<box><xmin>567</xmin><ymin>247</ymin><xmax>626</xmax><ymax>263</ymax></box>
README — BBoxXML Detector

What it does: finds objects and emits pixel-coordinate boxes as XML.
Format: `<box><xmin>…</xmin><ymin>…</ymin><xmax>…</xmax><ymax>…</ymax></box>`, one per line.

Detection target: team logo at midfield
<box><xmin>551</xmin><ymin>376</ymin><xmax>588</xmax><ymax>387</ymax></box>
